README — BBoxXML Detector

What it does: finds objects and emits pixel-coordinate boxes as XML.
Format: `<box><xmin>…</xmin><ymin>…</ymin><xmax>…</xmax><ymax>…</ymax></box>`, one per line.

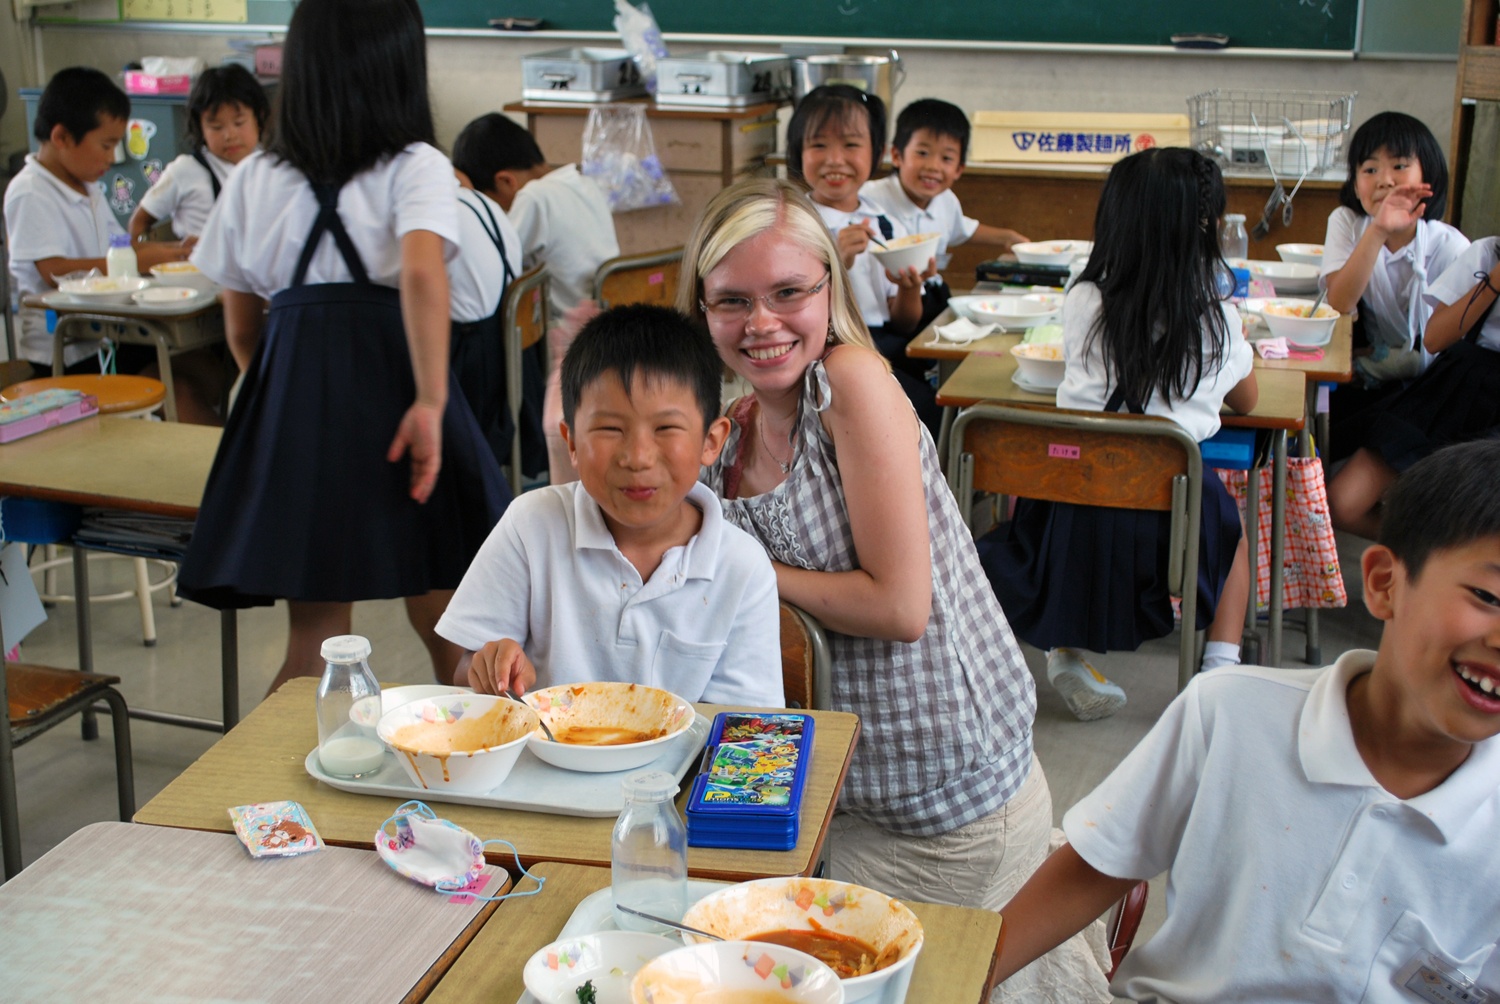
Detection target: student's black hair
<box><xmin>1379</xmin><ymin>440</ymin><xmax>1500</xmax><ymax>579</ymax></box>
<box><xmin>33</xmin><ymin>67</ymin><xmax>129</xmax><ymax>143</ymax></box>
<box><xmin>185</xmin><ymin>65</ymin><xmax>271</xmax><ymax>150</ymax></box>
<box><xmin>560</xmin><ymin>304</ymin><xmax>722</xmax><ymax>432</ymax></box>
<box><xmin>1074</xmin><ymin>147</ymin><xmax>1231</xmax><ymax>408</ymax></box>
<box><xmin>786</xmin><ymin>85</ymin><xmax>886</xmax><ymax>185</ymax></box>
<box><xmin>1339</xmin><ymin>111</ymin><xmax>1449</xmax><ymax>221</ymax></box>
<box><xmin>451</xmin><ymin>113</ymin><xmax>547</xmax><ymax>195</ymax></box>
<box><xmin>267</xmin><ymin>0</ymin><xmax>434</xmax><ymax>185</ymax></box>
<box><xmin>893</xmin><ymin>98</ymin><xmax>970</xmax><ymax>164</ymax></box>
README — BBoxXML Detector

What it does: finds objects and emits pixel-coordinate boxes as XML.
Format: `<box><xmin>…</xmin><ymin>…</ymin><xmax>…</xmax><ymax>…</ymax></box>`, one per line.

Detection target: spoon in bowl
<box><xmin>503</xmin><ymin>689</ymin><xmax>556</xmax><ymax>742</ymax></box>
<box><xmin>614</xmin><ymin>904</ymin><xmax>725</xmax><ymax>941</ymax></box>
<box><xmin>1303</xmin><ymin>287</ymin><xmax>1328</xmax><ymax>319</ymax></box>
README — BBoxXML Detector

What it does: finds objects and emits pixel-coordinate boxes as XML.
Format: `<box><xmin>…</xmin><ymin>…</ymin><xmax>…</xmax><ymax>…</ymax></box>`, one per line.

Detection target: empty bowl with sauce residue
<box><xmin>376</xmin><ymin>693</ymin><xmax>540</xmax><ymax>793</ymax></box>
<box><xmin>523</xmin><ymin>681</ymin><xmax>696</xmax><ymax>774</ymax></box>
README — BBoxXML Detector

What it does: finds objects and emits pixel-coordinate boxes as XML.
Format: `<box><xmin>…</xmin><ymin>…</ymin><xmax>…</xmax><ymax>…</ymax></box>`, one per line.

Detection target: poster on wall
<box><xmin>122</xmin><ymin>0</ymin><xmax>248</xmax><ymax>22</ymax></box>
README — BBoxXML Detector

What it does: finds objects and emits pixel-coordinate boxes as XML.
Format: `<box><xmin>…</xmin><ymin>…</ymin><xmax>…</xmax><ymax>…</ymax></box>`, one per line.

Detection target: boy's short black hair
<box><xmin>452</xmin><ymin>113</ymin><xmax>546</xmax><ymax>193</ymax></box>
<box><xmin>560</xmin><ymin>304</ymin><xmax>722</xmax><ymax>432</ymax></box>
<box><xmin>1339</xmin><ymin>111</ymin><xmax>1449</xmax><ymax>221</ymax></box>
<box><xmin>786</xmin><ymin>85</ymin><xmax>886</xmax><ymax>185</ymax></box>
<box><xmin>1380</xmin><ymin>440</ymin><xmax>1500</xmax><ymax>579</ymax></box>
<box><xmin>893</xmin><ymin>98</ymin><xmax>970</xmax><ymax>164</ymax></box>
<box><xmin>186</xmin><ymin>65</ymin><xmax>271</xmax><ymax>149</ymax></box>
<box><xmin>34</xmin><ymin>67</ymin><xmax>130</xmax><ymax>143</ymax></box>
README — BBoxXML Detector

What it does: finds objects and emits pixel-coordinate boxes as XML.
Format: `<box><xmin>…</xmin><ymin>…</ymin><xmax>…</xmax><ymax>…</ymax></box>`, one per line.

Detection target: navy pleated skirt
<box><xmin>1362</xmin><ymin>340</ymin><xmax>1500</xmax><ymax>473</ymax></box>
<box><xmin>978</xmin><ymin>469</ymin><xmax>1242</xmax><ymax>654</ymax></box>
<box><xmin>179</xmin><ymin>282</ymin><xmax>511</xmax><ymax>609</ymax></box>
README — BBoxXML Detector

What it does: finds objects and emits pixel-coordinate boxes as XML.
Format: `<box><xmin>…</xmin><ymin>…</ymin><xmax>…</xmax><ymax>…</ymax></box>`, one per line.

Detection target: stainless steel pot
<box><xmin>791</xmin><ymin>50</ymin><xmax>905</xmax><ymax>114</ymax></box>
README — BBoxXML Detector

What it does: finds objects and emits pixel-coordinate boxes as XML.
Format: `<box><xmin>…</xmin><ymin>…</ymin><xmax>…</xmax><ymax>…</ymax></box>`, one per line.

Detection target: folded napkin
<box><xmin>935</xmin><ymin>316</ymin><xmax>998</xmax><ymax>343</ymax></box>
<box><xmin>1254</xmin><ymin>337</ymin><xmax>1324</xmax><ymax>361</ymax></box>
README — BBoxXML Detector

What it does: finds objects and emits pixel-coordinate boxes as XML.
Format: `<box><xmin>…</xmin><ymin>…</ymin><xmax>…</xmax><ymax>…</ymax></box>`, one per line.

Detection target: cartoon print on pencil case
<box><xmin>257</xmin><ymin>817</ymin><xmax>312</xmax><ymax>850</ymax></box>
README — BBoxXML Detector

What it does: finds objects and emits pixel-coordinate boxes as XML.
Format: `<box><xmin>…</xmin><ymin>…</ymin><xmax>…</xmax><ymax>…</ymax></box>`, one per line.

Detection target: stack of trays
<box><xmin>686</xmin><ymin>712</ymin><xmax>814</xmax><ymax>851</ymax></box>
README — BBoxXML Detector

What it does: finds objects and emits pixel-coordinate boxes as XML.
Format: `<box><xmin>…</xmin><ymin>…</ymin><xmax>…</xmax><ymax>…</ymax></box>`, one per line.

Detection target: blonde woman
<box><xmin>686</xmin><ymin>178</ymin><xmax>1108</xmax><ymax>1002</ymax></box>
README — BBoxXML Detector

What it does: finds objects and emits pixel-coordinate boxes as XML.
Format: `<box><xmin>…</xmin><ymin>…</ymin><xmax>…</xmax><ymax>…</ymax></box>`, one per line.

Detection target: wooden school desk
<box><xmin>425</xmin><ymin>862</ymin><xmax>1008</xmax><ymax>1004</ymax></box>
<box><xmin>0</xmin><ymin>821</ymin><xmax>505</xmax><ymax>1003</ymax></box>
<box><xmin>135</xmin><ymin>677</ymin><xmax>861</xmax><ymax>883</ymax></box>
<box><xmin>22</xmin><ymin>291</ymin><xmax>225</xmax><ymax>424</ymax></box>
<box><xmin>937</xmin><ymin>357</ymin><xmax>1306</xmax><ymax>666</ymax></box>
<box><xmin>0</xmin><ymin>416</ymin><xmax>238</xmax><ymax>731</ymax></box>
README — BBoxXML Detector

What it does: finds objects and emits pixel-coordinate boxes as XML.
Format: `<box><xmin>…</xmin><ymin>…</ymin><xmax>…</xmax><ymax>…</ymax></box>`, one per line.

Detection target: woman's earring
<box><xmin>826</xmin><ymin>319</ymin><xmax>835</xmax><ymax>344</ymax></box>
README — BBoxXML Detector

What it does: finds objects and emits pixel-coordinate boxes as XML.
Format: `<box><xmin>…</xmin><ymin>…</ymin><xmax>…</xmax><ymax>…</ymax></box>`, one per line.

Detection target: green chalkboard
<box><xmin>432</xmin><ymin>0</ymin><xmax>1358</xmax><ymax>49</ymax></box>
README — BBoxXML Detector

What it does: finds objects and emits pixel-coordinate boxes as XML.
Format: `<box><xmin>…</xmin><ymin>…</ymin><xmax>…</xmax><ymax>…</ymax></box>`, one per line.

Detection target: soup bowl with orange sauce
<box><xmin>523</xmin><ymin>681</ymin><xmax>696</xmax><ymax>774</ymax></box>
<box><xmin>680</xmin><ymin>878</ymin><xmax>924</xmax><ymax>1003</ymax></box>
<box><xmin>376</xmin><ymin>693</ymin><xmax>540</xmax><ymax>794</ymax></box>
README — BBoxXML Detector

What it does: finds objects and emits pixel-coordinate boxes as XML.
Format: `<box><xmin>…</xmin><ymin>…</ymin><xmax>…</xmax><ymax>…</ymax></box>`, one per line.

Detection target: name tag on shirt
<box><xmin>1396</xmin><ymin>952</ymin><xmax>1492</xmax><ymax>1004</ymax></box>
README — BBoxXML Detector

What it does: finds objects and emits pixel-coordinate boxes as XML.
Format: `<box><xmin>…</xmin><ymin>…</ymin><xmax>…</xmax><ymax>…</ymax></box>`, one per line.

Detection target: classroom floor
<box><xmin>8</xmin><ymin>529</ymin><xmax>1384</xmax><ymax>998</ymax></box>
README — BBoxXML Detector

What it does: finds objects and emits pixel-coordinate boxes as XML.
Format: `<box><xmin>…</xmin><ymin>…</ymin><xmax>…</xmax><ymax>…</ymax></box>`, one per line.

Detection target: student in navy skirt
<box><xmin>1329</xmin><ymin>235</ymin><xmax>1500</xmax><ymax>540</ymax></box>
<box><xmin>181</xmin><ymin>0</ymin><xmax>510</xmax><ymax>691</ymax></box>
<box><xmin>981</xmin><ymin>148</ymin><xmax>1258</xmax><ymax>721</ymax></box>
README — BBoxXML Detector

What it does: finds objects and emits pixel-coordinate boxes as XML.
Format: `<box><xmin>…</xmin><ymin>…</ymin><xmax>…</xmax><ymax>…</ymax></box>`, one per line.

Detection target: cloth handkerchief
<box><xmin>935</xmin><ymin>316</ymin><xmax>997</xmax><ymax>343</ymax></box>
<box><xmin>1254</xmin><ymin>337</ymin><xmax>1290</xmax><ymax>359</ymax></box>
<box><xmin>229</xmin><ymin>800</ymin><xmax>324</xmax><ymax>858</ymax></box>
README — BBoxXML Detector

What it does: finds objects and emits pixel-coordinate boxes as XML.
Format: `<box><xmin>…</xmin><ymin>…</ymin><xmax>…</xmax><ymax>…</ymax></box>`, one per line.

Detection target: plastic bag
<box><xmin>581</xmin><ymin>104</ymin><xmax>679</xmax><ymax>213</ymax></box>
<box><xmin>613</xmin><ymin>0</ymin><xmax>669</xmax><ymax>94</ymax></box>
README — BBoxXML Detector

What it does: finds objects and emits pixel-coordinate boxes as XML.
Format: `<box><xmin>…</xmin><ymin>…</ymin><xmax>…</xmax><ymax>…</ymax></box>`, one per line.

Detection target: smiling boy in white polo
<box><xmin>991</xmin><ymin>439</ymin><xmax>1500</xmax><ymax>1002</ymax></box>
<box><xmin>436</xmin><ymin>304</ymin><xmax>783</xmax><ymax>707</ymax></box>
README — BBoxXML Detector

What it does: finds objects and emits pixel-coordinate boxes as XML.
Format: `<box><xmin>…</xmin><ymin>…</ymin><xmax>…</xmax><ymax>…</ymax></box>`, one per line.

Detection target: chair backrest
<box><xmin>778</xmin><ymin>601</ymin><xmax>832</xmax><ymax>711</ymax></box>
<box><xmin>948</xmin><ymin>403</ymin><xmax>1205</xmax><ymax>692</ymax></box>
<box><xmin>593</xmin><ymin>247</ymin><xmax>684</xmax><ymax>311</ymax></box>
<box><xmin>500</xmin><ymin>263</ymin><xmax>549</xmax><ymax>492</ymax></box>
<box><xmin>1105</xmin><ymin>880</ymin><xmax>1151</xmax><ymax>980</ymax></box>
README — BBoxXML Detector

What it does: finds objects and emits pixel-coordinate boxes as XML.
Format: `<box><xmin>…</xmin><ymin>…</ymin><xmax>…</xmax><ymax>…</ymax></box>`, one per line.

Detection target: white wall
<box><xmin>1</xmin><ymin>25</ymin><xmax>1459</xmax><ymax>166</ymax></box>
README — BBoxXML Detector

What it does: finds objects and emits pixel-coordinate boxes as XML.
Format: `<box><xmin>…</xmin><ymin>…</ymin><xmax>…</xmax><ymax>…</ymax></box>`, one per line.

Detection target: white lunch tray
<box><xmin>303</xmin><ymin>713</ymin><xmax>711</xmax><ymax>817</ymax></box>
<box><xmin>516</xmin><ymin>883</ymin><xmax>915</xmax><ymax>1004</ymax></box>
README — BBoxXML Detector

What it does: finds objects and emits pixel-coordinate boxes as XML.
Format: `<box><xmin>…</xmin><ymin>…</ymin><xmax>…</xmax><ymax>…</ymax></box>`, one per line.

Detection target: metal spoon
<box><xmin>614</xmin><ymin>904</ymin><xmax>725</xmax><ymax>941</ymax></box>
<box><xmin>1303</xmin><ymin>287</ymin><xmax>1328</xmax><ymax>319</ymax></box>
<box><xmin>504</xmin><ymin>690</ymin><xmax>556</xmax><ymax>742</ymax></box>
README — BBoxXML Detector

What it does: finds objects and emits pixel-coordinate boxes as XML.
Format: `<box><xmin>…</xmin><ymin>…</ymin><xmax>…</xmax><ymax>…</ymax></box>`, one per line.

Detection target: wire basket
<box><xmin>1187</xmin><ymin>89</ymin><xmax>1356</xmax><ymax>178</ymax></box>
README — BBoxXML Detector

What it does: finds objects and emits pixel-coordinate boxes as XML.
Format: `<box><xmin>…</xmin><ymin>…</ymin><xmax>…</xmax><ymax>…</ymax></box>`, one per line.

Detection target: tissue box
<box><xmin>254</xmin><ymin>45</ymin><xmax>283</xmax><ymax>77</ymax></box>
<box><xmin>124</xmin><ymin>70</ymin><xmax>193</xmax><ymax>95</ymax></box>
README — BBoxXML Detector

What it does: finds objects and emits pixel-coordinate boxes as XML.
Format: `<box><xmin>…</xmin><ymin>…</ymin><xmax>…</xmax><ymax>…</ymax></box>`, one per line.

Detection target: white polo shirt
<box><xmin>3</xmin><ymin>154</ymin><xmax>126</xmax><ymax>366</ymax></box>
<box><xmin>1320</xmin><ymin>208</ymin><xmax>1470</xmax><ymax>354</ymax></box>
<box><xmin>1065</xmin><ymin>653</ymin><xmax>1500</xmax><ymax>1003</ymax></box>
<box><xmin>137</xmin><ymin>149</ymin><xmax>236</xmax><ymax>239</ymax></box>
<box><xmin>814</xmin><ymin>197</ymin><xmax>902</xmax><ymax>330</ymax></box>
<box><xmin>507</xmin><ymin>164</ymin><xmax>619</xmax><ymax>320</ymax></box>
<box><xmin>192</xmin><ymin>143</ymin><xmax>458</xmax><ymax>299</ymax></box>
<box><xmin>860</xmin><ymin>173</ymin><xmax>978</xmax><ymax>262</ymax></box>
<box><xmin>1424</xmin><ymin>237</ymin><xmax>1500</xmax><ymax>353</ymax></box>
<box><xmin>1056</xmin><ymin>281</ymin><xmax>1253</xmax><ymax>443</ymax></box>
<box><xmin>435</xmin><ymin>480</ymin><xmax>783</xmax><ymax>707</ymax></box>
<box><xmin>449</xmin><ymin>186</ymin><xmax>524</xmax><ymax>324</ymax></box>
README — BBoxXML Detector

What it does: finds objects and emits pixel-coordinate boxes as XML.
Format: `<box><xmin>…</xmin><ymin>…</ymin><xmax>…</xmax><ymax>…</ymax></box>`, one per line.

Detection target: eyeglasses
<box><xmin>700</xmin><ymin>270</ymin><xmax>831</xmax><ymax>320</ymax></box>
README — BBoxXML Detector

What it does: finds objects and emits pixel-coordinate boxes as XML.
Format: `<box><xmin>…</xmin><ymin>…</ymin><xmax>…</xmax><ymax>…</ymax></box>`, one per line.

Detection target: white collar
<box><xmin>1299</xmin><ymin>649</ymin><xmax>1500</xmax><ymax>843</ymax></box>
<box><xmin>570</xmin><ymin>480</ymin><xmax>723</xmax><ymax>582</ymax></box>
<box><xmin>24</xmin><ymin>153</ymin><xmax>95</xmax><ymax>206</ymax></box>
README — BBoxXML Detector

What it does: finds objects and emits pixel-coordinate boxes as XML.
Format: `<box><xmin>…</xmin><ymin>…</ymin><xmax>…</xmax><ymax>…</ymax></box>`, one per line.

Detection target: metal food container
<box><xmin>791</xmin><ymin>51</ymin><xmax>905</xmax><ymax>115</ymax></box>
<box><xmin>655</xmin><ymin>51</ymin><xmax>791</xmax><ymax>108</ymax></box>
<box><xmin>521</xmin><ymin>47</ymin><xmax>647</xmax><ymax>103</ymax></box>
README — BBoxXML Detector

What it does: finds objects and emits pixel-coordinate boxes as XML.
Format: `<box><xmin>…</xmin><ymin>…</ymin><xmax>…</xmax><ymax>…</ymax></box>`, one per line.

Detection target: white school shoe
<box><xmin>1047</xmin><ymin>648</ymin><xmax>1127</xmax><ymax>722</ymax></box>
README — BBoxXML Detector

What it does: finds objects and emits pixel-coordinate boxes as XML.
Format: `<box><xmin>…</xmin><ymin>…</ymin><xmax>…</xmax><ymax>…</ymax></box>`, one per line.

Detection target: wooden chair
<box><xmin>500</xmin><ymin>263</ymin><xmax>549</xmax><ymax>494</ymax></box>
<box><xmin>779</xmin><ymin>601</ymin><xmax>832</xmax><ymax>711</ymax></box>
<box><xmin>947</xmin><ymin>403</ymin><xmax>1205</xmax><ymax>692</ymax></box>
<box><xmin>593</xmin><ymin>247</ymin><xmax>684</xmax><ymax>310</ymax></box>
<box><xmin>1105</xmin><ymin>880</ymin><xmax>1150</xmax><ymax>980</ymax></box>
<box><xmin>1</xmin><ymin>596</ymin><xmax>136</xmax><ymax>880</ymax></box>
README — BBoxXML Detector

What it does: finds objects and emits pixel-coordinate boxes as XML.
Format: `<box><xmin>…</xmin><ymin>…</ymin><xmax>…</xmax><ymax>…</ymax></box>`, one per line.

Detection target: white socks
<box><xmin>1200</xmin><ymin>641</ymin><xmax>1241</xmax><ymax>671</ymax></box>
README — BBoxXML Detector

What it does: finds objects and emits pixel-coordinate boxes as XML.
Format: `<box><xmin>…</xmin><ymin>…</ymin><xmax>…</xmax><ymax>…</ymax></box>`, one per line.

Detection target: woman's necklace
<box><xmin>757</xmin><ymin>409</ymin><xmax>792</xmax><ymax>474</ymax></box>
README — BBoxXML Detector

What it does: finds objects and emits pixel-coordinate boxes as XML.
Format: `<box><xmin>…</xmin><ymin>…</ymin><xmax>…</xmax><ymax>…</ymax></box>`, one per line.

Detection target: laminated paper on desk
<box><xmin>686</xmin><ymin>713</ymin><xmax>813</xmax><ymax>851</ymax></box>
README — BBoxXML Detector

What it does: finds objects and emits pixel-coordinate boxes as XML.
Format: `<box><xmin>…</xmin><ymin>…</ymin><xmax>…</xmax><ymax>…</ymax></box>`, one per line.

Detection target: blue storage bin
<box><xmin>1201</xmin><ymin>428</ymin><xmax>1256</xmax><ymax>470</ymax></box>
<box><xmin>0</xmin><ymin>497</ymin><xmax>83</xmax><ymax>544</ymax></box>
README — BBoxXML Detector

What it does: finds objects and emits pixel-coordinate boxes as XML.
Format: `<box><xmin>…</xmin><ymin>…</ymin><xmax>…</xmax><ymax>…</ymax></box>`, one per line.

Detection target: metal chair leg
<box><xmin>99</xmin><ymin>691</ymin><xmax>136</xmax><ymax>820</ymax></box>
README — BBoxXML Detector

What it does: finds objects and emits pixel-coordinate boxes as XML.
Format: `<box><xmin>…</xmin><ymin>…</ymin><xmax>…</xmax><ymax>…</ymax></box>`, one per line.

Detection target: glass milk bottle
<box><xmin>1220</xmin><ymin>213</ymin><xmax>1249</xmax><ymax>261</ymax></box>
<box><xmin>315</xmin><ymin>635</ymin><xmax>384</xmax><ymax>778</ymax></box>
<box><xmin>612</xmin><ymin>770</ymin><xmax>688</xmax><ymax>932</ymax></box>
<box><xmin>105</xmin><ymin>233</ymin><xmax>138</xmax><ymax>278</ymax></box>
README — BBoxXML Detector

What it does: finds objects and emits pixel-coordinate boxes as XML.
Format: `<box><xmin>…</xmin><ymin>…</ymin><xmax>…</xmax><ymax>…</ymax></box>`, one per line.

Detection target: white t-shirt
<box><xmin>814</xmin><ymin>196</ymin><xmax>902</xmax><ymax>330</ymax></box>
<box><xmin>435</xmin><ymin>480</ymin><xmax>784</xmax><ymax>707</ymax></box>
<box><xmin>192</xmin><ymin>144</ymin><xmax>459</xmax><ymax>299</ymax></box>
<box><xmin>3</xmin><ymin>154</ymin><xmax>126</xmax><ymax>366</ymax></box>
<box><xmin>137</xmin><ymin>149</ymin><xmax>236</xmax><ymax>239</ymax></box>
<box><xmin>1423</xmin><ymin>236</ymin><xmax>1500</xmax><ymax>353</ymax></box>
<box><xmin>1057</xmin><ymin>281</ymin><xmax>1253</xmax><ymax>443</ymax></box>
<box><xmin>1320</xmin><ymin>207</ymin><xmax>1470</xmax><ymax>353</ymax></box>
<box><xmin>507</xmin><ymin>164</ymin><xmax>619</xmax><ymax>321</ymax></box>
<box><xmin>1065</xmin><ymin>653</ymin><xmax>1500</xmax><ymax>1003</ymax></box>
<box><xmin>860</xmin><ymin>173</ymin><xmax>978</xmax><ymax>262</ymax></box>
<box><xmin>448</xmin><ymin>186</ymin><xmax>524</xmax><ymax>324</ymax></box>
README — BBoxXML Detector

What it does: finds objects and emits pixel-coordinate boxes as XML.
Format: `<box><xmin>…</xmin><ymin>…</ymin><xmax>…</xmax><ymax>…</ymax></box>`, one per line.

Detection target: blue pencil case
<box><xmin>685</xmin><ymin>712</ymin><xmax>814</xmax><ymax>852</ymax></box>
